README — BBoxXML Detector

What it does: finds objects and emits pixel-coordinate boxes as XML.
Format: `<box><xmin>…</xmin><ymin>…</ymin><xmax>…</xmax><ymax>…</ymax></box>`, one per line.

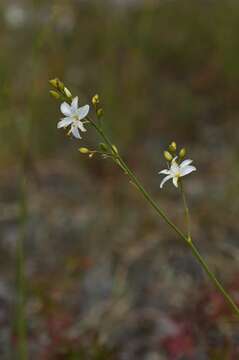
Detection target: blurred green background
<box><xmin>0</xmin><ymin>0</ymin><xmax>239</xmax><ymax>358</ymax></box>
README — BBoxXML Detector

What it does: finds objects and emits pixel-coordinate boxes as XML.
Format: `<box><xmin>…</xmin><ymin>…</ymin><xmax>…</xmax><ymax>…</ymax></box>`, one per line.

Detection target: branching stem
<box><xmin>88</xmin><ymin>116</ymin><xmax>239</xmax><ymax>318</ymax></box>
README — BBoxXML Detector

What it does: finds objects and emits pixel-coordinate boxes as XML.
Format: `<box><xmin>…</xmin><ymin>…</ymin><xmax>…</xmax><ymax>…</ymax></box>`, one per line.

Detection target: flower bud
<box><xmin>49</xmin><ymin>78</ymin><xmax>59</xmax><ymax>88</ymax></box>
<box><xmin>112</xmin><ymin>145</ymin><xmax>118</xmax><ymax>154</ymax></box>
<box><xmin>64</xmin><ymin>87</ymin><xmax>72</xmax><ymax>98</ymax></box>
<box><xmin>92</xmin><ymin>94</ymin><xmax>100</xmax><ymax>106</ymax></box>
<box><xmin>79</xmin><ymin>147</ymin><xmax>89</xmax><ymax>154</ymax></box>
<box><xmin>49</xmin><ymin>90</ymin><xmax>61</xmax><ymax>99</ymax></box>
<box><xmin>169</xmin><ymin>141</ymin><xmax>177</xmax><ymax>152</ymax></box>
<box><xmin>179</xmin><ymin>148</ymin><xmax>186</xmax><ymax>158</ymax></box>
<box><xmin>96</xmin><ymin>108</ymin><xmax>104</xmax><ymax>118</ymax></box>
<box><xmin>99</xmin><ymin>143</ymin><xmax>108</xmax><ymax>152</ymax></box>
<box><xmin>58</xmin><ymin>80</ymin><xmax>65</xmax><ymax>91</ymax></box>
<box><xmin>164</xmin><ymin>151</ymin><xmax>173</xmax><ymax>162</ymax></box>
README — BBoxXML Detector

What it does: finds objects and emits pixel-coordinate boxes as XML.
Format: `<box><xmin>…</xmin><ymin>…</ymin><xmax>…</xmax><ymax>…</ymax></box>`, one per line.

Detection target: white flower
<box><xmin>57</xmin><ymin>97</ymin><xmax>90</xmax><ymax>139</ymax></box>
<box><xmin>159</xmin><ymin>157</ymin><xmax>196</xmax><ymax>188</ymax></box>
<box><xmin>4</xmin><ymin>4</ymin><xmax>27</xmax><ymax>29</ymax></box>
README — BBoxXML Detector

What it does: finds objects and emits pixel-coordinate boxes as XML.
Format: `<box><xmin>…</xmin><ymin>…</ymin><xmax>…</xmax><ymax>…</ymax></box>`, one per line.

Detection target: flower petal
<box><xmin>71</xmin><ymin>96</ymin><xmax>79</xmax><ymax>112</ymax></box>
<box><xmin>180</xmin><ymin>159</ymin><xmax>193</xmax><ymax>168</ymax></box>
<box><xmin>71</xmin><ymin>126</ymin><xmax>81</xmax><ymax>139</ymax></box>
<box><xmin>170</xmin><ymin>161</ymin><xmax>179</xmax><ymax>174</ymax></box>
<box><xmin>77</xmin><ymin>121</ymin><xmax>87</xmax><ymax>132</ymax></box>
<box><xmin>180</xmin><ymin>165</ymin><xmax>196</xmax><ymax>177</ymax></box>
<box><xmin>160</xmin><ymin>175</ymin><xmax>173</xmax><ymax>188</ymax></box>
<box><xmin>173</xmin><ymin>176</ymin><xmax>179</xmax><ymax>188</ymax></box>
<box><xmin>77</xmin><ymin>105</ymin><xmax>90</xmax><ymax>120</ymax></box>
<box><xmin>60</xmin><ymin>102</ymin><xmax>72</xmax><ymax>116</ymax></box>
<box><xmin>57</xmin><ymin>117</ymin><xmax>73</xmax><ymax>129</ymax></box>
<box><xmin>158</xmin><ymin>169</ymin><xmax>170</xmax><ymax>175</ymax></box>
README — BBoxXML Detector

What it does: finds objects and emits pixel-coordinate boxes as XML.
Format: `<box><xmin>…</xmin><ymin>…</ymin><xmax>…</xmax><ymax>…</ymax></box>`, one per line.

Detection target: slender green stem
<box><xmin>179</xmin><ymin>180</ymin><xmax>191</xmax><ymax>242</ymax></box>
<box><xmin>188</xmin><ymin>241</ymin><xmax>239</xmax><ymax>317</ymax></box>
<box><xmin>178</xmin><ymin>180</ymin><xmax>239</xmax><ymax>316</ymax></box>
<box><xmin>88</xmin><ymin>117</ymin><xmax>239</xmax><ymax>318</ymax></box>
<box><xmin>89</xmin><ymin>119</ymin><xmax>187</xmax><ymax>240</ymax></box>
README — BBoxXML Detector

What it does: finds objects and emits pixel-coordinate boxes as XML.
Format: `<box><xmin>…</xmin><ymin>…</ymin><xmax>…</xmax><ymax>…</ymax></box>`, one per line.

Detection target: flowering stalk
<box><xmin>90</xmin><ymin>119</ymin><xmax>239</xmax><ymax>317</ymax></box>
<box><xmin>49</xmin><ymin>79</ymin><xmax>239</xmax><ymax>318</ymax></box>
<box><xmin>179</xmin><ymin>180</ymin><xmax>191</xmax><ymax>242</ymax></box>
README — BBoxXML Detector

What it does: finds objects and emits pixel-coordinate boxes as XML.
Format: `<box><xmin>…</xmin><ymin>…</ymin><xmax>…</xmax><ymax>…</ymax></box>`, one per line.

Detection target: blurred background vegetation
<box><xmin>0</xmin><ymin>0</ymin><xmax>239</xmax><ymax>358</ymax></box>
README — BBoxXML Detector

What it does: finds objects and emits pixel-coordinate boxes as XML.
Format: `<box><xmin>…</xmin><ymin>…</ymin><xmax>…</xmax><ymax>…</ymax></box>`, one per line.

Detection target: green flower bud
<box><xmin>169</xmin><ymin>141</ymin><xmax>177</xmax><ymax>152</ymax></box>
<box><xmin>112</xmin><ymin>145</ymin><xmax>118</xmax><ymax>154</ymax></box>
<box><xmin>79</xmin><ymin>147</ymin><xmax>89</xmax><ymax>154</ymax></box>
<box><xmin>49</xmin><ymin>78</ymin><xmax>59</xmax><ymax>88</ymax></box>
<box><xmin>64</xmin><ymin>87</ymin><xmax>72</xmax><ymax>98</ymax></box>
<box><xmin>164</xmin><ymin>151</ymin><xmax>173</xmax><ymax>162</ymax></box>
<box><xmin>179</xmin><ymin>148</ymin><xmax>186</xmax><ymax>158</ymax></box>
<box><xmin>96</xmin><ymin>108</ymin><xmax>104</xmax><ymax>118</ymax></box>
<box><xmin>49</xmin><ymin>90</ymin><xmax>61</xmax><ymax>99</ymax></box>
<box><xmin>99</xmin><ymin>143</ymin><xmax>108</xmax><ymax>152</ymax></box>
<box><xmin>57</xmin><ymin>80</ymin><xmax>65</xmax><ymax>91</ymax></box>
<box><xmin>92</xmin><ymin>94</ymin><xmax>100</xmax><ymax>106</ymax></box>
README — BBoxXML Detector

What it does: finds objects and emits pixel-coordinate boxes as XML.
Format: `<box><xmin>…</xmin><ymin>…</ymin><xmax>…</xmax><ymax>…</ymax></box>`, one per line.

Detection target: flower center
<box><xmin>72</xmin><ymin>121</ymin><xmax>78</xmax><ymax>129</ymax></box>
